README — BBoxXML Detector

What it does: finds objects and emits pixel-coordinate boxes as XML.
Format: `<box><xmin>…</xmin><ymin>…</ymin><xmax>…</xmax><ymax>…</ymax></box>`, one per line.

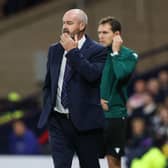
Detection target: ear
<box><xmin>79</xmin><ymin>22</ymin><xmax>85</xmax><ymax>31</ymax></box>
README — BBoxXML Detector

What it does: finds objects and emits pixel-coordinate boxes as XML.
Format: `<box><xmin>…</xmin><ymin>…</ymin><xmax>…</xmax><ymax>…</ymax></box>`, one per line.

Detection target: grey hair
<box><xmin>77</xmin><ymin>9</ymin><xmax>88</xmax><ymax>25</ymax></box>
<box><xmin>67</xmin><ymin>9</ymin><xmax>88</xmax><ymax>25</ymax></box>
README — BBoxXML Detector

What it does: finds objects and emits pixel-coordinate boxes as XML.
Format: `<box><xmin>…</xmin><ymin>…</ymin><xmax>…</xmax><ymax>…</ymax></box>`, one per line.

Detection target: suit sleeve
<box><xmin>65</xmin><ymin>47</ymin><xmax>107</xmax><ymax>82</ymax></box>
<box><xmin>111</xmin><ymin>52</ymin><xmax>138</xmax><ymax>80</ymax></box>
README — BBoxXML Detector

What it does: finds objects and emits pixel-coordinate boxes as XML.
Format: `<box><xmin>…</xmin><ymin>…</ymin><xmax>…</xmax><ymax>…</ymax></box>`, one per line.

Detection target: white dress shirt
<box><xmin>54</xmin><ymin>35</ymin><xmax>86</xmax><ymax>114</ymax></box>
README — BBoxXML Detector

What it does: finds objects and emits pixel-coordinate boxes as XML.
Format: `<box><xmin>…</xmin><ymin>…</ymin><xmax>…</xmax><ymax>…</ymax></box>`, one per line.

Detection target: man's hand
<box><xmin>112</xmin><ymin>35</ymin><xmax>123</xmax><ymax>53</ymax></box>
<box><xmin>101</xmin><ymin>99</ymin><xmax>109</xmax><ymax>111</ymax></box>
<box><xmin>60</xmin><ymin>33</ymin><xmax>78</xmax><ymax>51</ymax></box>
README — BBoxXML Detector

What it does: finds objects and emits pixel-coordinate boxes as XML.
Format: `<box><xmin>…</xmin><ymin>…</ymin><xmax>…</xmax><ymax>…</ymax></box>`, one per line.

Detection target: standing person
<box><xmin>9</xmin><ymin>120</ymin><xmax>40</xmax><ymax>154</ymax></box>
<box><xmin>38</xmin><ymin>9</ymin><xmax>107</xmax><ymax>168</ymax></box>
<box><xmin>97</xmin><ymin>16</ymin><xmax>138</xmax><ymax>168</ymax></box>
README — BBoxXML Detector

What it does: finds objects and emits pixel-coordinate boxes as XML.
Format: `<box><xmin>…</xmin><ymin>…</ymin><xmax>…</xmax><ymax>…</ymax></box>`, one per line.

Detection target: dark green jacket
<box><xmin>100</xmin><ymin>46</ymin><xmax>138</xmax><ymax>118</ymax></box>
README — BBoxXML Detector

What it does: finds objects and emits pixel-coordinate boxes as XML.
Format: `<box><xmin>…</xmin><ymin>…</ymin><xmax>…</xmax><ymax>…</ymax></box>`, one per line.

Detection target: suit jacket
<box><xmin>38</xmin><ymin>36</ymin><xmax>107</xmax><ymax>130</ymax></box>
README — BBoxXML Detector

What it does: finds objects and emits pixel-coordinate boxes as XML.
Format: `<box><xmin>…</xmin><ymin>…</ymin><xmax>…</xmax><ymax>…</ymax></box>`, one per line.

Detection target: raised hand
<box><xmin>60</xmin><ymin>33</ymin><xmax>78</xmax><ymax>51</ymax></box>
<box><xmin>112</xmin><ymin>35</ymin><xmax>123</xmax><ymax>53</ymax></box>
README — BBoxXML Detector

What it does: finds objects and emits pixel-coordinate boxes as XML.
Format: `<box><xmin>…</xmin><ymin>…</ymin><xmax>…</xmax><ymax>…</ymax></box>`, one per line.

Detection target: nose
<box><xmin>63</xmin><ymin>21</ymin><xmax>69</xmax><ymax>29</ymax></box>
<box><xmin>63</xmin><ymin>23</ymin><xmax>67</xmax><ymax>29</ymax></box>
<box><xmin>98</xmin><ymin>33</ymin><xmax>103</xmax><ymax>41</ymax></box>
<box><xmin>62</xmin><ymin>24</ymin><xmax>69</xmax><ymax>33</ymax></box>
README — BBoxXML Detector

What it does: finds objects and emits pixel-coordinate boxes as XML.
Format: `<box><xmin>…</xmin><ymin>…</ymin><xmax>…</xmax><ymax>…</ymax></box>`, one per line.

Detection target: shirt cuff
<box><xmin>110</xmin><ymin>51</ymin><xmax>119</xmax><ymax>57</ymax></box>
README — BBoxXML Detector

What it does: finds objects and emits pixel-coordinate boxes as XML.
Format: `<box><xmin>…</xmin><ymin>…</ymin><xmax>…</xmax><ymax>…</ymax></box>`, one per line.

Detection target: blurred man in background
<box><xmin>8</xmin><ymin>120</ymin><xmax>40</xmax><ymax>154</ymax></box>
<box><xmin>98</xmin><ymin>16</ymin><xmax>138</xmax><ymax>168</ymax></box>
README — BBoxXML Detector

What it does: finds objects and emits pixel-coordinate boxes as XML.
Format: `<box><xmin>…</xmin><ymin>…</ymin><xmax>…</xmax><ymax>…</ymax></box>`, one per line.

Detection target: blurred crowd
<box><xmin>126</xmin><ymin>70</ymin><xmax>168</xmax><ymax>167</ymax></box>
<box><xmin>0</xmin><ymin>91</ymin><xmax>48</xmax><ymax>155</ymax></box>
<box><xmin>0</xmin><ymin>0</ymin><xmax>50</xmax><ymax>18</ymax></box>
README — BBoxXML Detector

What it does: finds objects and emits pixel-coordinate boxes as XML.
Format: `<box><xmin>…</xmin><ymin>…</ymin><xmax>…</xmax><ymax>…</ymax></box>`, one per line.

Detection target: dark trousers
<box><xmin>48</xmin><ymin>111</ymin><xmax>103</xmax><ymax>168</ymax></box>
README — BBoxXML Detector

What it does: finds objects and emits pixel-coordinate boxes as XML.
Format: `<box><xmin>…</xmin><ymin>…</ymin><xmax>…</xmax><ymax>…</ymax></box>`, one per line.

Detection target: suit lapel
<box><xmin>52</xmin><ymin>43</ymin><xmax>64</xmax><ymax>91</ymax></box>
<box><xmin>52</xmin><ymin>37</ymin><xmax>93</xmax><ymax>85</ymax></box>
<box><xmin>55</xmin><ymin>43</ymin><xmax>65</xmax><ymax>60</ymax></box>
<box><xmin>80</xmin><ymin>36</ymin><xmax>92</xmax><ymax>57</ymax></box>
<box><xmin>67</xmin><ymin>36</ymin><xmax>93</xmax><ymax>81</ymax></box>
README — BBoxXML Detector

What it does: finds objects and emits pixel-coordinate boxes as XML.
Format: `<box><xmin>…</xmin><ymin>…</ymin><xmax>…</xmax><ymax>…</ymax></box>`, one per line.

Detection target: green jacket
<box><xmin>100</xmin><ymin>46</ymin><xmax>138</xmax><ymax>118</ymax></box>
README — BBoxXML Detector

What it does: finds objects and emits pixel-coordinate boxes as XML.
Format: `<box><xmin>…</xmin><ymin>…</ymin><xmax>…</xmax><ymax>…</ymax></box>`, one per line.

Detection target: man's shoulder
<box><xmin>85</xmin><ymin>35</ymin><xmax>105</xmax><ymax>49</ymax></box>
<box><xmin>47</xmin><ymin>42</ymin><xmax>64</xmax><ymax>54</ymax></box>
<box><xmin>92</xmin><ymin>40</ymin><xmax>105</xmax><ymax>49</ymax></box>
<box><xmin>88</xmin><ymin>40</ymin><xmax>107</xmax><ymax>55</ymax></box>
<box><xmin>121</xmin><ymin>46</ymin><xmax>133</xmax><ymax>53</ymax></box>
<box><xmin>49</xmin><ymin>42</ymin><xmax>60</xmax><ymax>49</ymax></box>
<box><xmin>120</xmin><ymin>46</ymin><xmax>138</xmax><ymax>58</ymax></box>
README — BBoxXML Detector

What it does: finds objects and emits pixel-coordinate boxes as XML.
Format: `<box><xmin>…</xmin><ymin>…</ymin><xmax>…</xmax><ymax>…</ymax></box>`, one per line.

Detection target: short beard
<box><xmin>62</xmin><ymin>29</ymin><xmax>76</xmax><ymax>39</ymax></box>
<box><xmin>62</xmin><ymin>28</ymin><xmax>70</xmax><ymax>34</ymax></box>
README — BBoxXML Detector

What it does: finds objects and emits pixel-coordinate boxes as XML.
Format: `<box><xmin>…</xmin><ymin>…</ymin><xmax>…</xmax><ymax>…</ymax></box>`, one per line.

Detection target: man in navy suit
<box><xmin>38</xmin><ymin>9</ymin><xmax>107</xmax><ymax>168</ymax></box>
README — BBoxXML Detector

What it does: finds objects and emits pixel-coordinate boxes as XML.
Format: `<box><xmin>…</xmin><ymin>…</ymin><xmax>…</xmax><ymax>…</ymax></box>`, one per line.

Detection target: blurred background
<box><xmin>0</xmin><ymin>0</ymin><xmax>167</xmax><ymax>167</ymax></box>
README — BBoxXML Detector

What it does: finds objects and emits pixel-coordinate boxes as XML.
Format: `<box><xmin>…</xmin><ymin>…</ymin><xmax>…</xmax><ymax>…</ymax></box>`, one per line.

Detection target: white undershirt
<box><xmin>54</xmin><ymin>35</ymin><xmax>86</xmax><ymax>114</ymax></box>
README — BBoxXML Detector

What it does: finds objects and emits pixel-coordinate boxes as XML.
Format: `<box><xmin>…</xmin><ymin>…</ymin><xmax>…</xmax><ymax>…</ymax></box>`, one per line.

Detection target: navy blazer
<box><xmin>38</xmin><ymin>36</ymin><xmax>107</xmax><ymax>130</ymax></box>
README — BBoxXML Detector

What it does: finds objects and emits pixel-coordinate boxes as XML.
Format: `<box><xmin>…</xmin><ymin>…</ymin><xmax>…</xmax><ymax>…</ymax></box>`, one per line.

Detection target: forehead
<box><xmin>63</xmin><ymin>12</ymin><xmax>80</xmax><ymax>22</ymax></box>
<box><xmin>98</xmin><ymin>23</ymin><xmax>112</xmax><ymax>32</ymax></box>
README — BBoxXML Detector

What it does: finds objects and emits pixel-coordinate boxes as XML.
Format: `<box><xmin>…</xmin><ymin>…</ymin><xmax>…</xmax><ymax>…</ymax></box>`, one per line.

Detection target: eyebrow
<box><xmin>97</xmin><ymin>31</ymin><xmax>109</xmax><ymax>34</ymax></box>
<box><xmin>63</xmin><ymin>21</ymin><xmax>74</xmax><ymax>24</ymax></box>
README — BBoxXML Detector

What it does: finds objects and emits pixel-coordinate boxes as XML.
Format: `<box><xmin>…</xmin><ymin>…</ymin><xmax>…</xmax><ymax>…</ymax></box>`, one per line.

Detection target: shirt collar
<box><xmin>78</xmin><ymin>35</ymin><xmax>86</xmax><ymax>49</ymax></box>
